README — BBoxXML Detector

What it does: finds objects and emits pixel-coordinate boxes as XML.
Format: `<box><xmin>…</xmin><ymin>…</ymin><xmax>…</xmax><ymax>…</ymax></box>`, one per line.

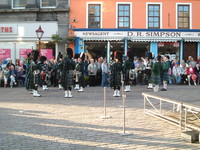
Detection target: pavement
<box><xmin>0</xmin><ymin>85</ymin><xmax>200</xmax><ymax>150</ymax></box>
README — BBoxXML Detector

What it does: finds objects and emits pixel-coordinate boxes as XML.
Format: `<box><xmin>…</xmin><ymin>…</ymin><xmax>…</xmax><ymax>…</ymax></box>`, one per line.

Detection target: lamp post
<box><xmin>35</xmin><ymin>25</ymin><xmax>44</xmax><ymax>54</ymax></box>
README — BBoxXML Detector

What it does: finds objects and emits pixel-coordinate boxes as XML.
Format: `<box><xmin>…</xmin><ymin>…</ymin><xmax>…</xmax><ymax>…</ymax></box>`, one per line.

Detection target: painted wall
<box><xmin>70</xmin><ymin>0</ymin><xmax>200</xmax><ymax>30</ymax></box>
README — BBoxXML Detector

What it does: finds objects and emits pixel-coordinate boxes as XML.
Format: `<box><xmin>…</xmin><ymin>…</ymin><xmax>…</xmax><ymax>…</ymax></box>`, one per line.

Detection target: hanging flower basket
<box><xmin>66</xmin><ymin>36</ymin><xmax>76</xmax><ymax>42</ymax></box>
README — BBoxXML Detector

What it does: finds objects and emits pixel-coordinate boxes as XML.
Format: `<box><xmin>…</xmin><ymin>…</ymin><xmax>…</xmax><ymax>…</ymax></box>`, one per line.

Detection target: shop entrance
<box><xmin>183</xmin><ymin>42</ymin><xmax>197</xmax><ymax>61</ymax></box>
<box><xmin>85</xmin><ymin>41</ymin><xmax>107</xmax><ymax>60</ymax></box>
<box><xmin>128</xmin><ymin>42</ymin><xmax>149</xmax><ymax>58</ymax></box>
<box><xmin>158</xmin><ymin>42</ymin><xmax>180</xmax><ymax>61</ymax></box>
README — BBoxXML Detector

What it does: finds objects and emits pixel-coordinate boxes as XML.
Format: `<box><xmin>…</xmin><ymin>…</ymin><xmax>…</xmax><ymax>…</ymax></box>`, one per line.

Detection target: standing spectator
<box><xmin>3</xmin><ymin>67</ymin><xmax>9</xmax><ymax>87</ymax></box>
<box><xmin>101</xmin><ymin>59</ymin><xmax>108</xmax><ymax>87</ymax></box>
<box><xmin>9</xmin><ymin>65</ymin><xmax>17</xmax><ymax>88</ymax></box>
<box><xmin>187</xmin><ymin>64</ymin><xmax>197</xmax><ymax>86</ymax></box>
<box><xmin>96</xmin><ymin>57</ymin><xmax>103</xmax><ymax>86</ymax></box>
<box><xmin>194</xmin><ymin>63</ymin><xmax>200</xmax><ymax>84</ymax></box>
<box><xmin>151</xmin><ymin>55</ymin><xmax>162</xmax><ymax>92</ymax></box>
<box><xmin>172</xmin><ymin>62</ymin><xmax>182</xmax><ymax>84</ymax></box>
<box><xmin>88</xmin><ymin>59</ymin><xmax>97</xmax><ymax>86</ymax></box>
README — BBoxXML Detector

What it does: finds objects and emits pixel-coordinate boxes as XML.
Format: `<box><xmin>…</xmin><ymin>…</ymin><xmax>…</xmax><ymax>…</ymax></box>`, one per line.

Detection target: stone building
<box><xmin>0</xmin><ymin>0</ymin><xmax>69</xmax><ymax>62</ymax></box>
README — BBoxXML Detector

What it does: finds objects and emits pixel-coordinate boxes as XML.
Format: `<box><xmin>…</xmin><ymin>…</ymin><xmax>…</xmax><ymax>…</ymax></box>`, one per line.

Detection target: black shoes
<box><xmin>161</xmin><ymin>88</ymin><xmax>167</xmax><ymax>91</ymax></box>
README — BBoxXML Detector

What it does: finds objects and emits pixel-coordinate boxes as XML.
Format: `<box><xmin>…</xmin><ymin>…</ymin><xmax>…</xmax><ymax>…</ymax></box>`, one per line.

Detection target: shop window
<box><xmin>118</xmin><ymin>4</ymin><xmax>130</xmax><ymax>28</ymax></box>
<box><xmin>88</xmin><ymin>4</ymin><xmax>101</xmax><ymax>28</ymax></box>
<box><xmin>178</xmin><ymin>5</ymin><xmax>190</xmax><ymax>29</ymax></box>
<box><xmin>12</xmin><ymin>0</ymin><xmax>26</xmax><ymax>9</ymax></box>
<box><xmin>41</xmin><ymin>0</ymin><xmax>56</xmax><ymax>8</ymax></box>
<box><xmin>128</xmin><ymin>42</ymin><xmax>149</xmax><ymax>58</ymax></box>
<box><xmin>148</xmin><ymin>4</ymin><xmax>160</xmax><ymax>29</ymax></box>
<box><xmin>158</xmin><ymin>42</ymin><xmax>180</xmax><ymax>61</ymax></box>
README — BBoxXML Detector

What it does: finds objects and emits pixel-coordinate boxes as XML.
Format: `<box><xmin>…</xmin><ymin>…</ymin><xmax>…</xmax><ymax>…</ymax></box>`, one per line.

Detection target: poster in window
<box><xmin>19</xmin><ymin>49</ymin><xmax>32</xmax><ymax>59</ymax></box>
<box><xmin>0</xmin><ymin>49</ymin><xmax>11</xmax><ymax>60</ymax></box>
<box><xmin>40</xmin><ymin>49</ymin><xmax>53</xmax><ymax>60</ymax></box>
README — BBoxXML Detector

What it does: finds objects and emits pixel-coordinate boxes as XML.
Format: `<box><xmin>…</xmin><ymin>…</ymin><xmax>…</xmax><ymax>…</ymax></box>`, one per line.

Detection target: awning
<box><xmin>80</xmin><ymin>36</ymin><xmax>124</xmax><ymax>41</ymax></box>
<box><xmin>184</xmin><ymin>38</ymin><xmax>200</xmax><ymax>42</ymax></box>
<box><xmin>127</xmin><ymin>37</ymin><xmax>182</xmax><ymax>42</ymax></box>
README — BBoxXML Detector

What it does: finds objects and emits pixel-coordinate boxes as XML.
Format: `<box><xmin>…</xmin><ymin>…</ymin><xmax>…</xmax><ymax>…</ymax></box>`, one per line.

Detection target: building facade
<box><xmin>0</xmin><ymin>0</ymin><xmax>69</xmax><ymax>62</ymax></box>
<box><xmin>69</xmin><ymin>0</ymin><xmax>200</xmax><ymax>62</ymax></box>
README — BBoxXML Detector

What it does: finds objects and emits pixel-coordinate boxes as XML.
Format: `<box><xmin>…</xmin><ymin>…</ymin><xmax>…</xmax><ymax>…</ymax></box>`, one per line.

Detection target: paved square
<box><xmin>0</xmin><ymin>85</ymin><xmax>200</xmax><ymax>150</ymax></box>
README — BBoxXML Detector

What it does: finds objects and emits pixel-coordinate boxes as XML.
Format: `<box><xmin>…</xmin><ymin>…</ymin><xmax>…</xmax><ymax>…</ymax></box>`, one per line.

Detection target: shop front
<box><xmin>74</xmin><ymin>29</ymin><xmax>200</xmax><ymax>62</ymax></box>
<box><xmin>0</xmin><ymin>22</ymin><xmax>58</xmax><ymax>63</ymax></box>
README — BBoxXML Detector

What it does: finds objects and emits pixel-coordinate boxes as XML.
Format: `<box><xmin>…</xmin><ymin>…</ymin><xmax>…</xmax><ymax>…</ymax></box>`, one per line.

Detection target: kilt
<box><xmin>151</xmin><ymin>74</ymin><xmax>161</xmax><ymax>85</ymax></box>
<box><xmin>34</xmin><ymin>73</ymin><xmax>41</xmax><ymax>85</ymax></box>
<box><xmin>62</xmin><ymin>70</ymin><xmax>74</xmax><ymax>87</ymax></box>
<box><xmin>110</xmin><ymin>72</ymin><xmax>121</xmax><ymax>88</ymax></box>
<box><xmin>162</xmin><ymin>71</ymin><xmax>169</xmax><ymax>81</ymax></box>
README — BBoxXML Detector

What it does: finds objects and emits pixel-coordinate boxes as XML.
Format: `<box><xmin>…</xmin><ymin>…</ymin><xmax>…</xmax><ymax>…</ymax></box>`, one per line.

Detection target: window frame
<box><xmin>176</xmin><ymin>3</ymin><xmax>192</xmax><ymax>29</ymax></box>
<box><xmin>146</xmin><ymin>2</ymin><xmax>162</xmax><ymax>29</ymax></box>
<box><xmin>12</xmin><ymin>0</ymin><xmax>26</xmax><ymax>9</ymax></box>
<box><xmin>40</xmin><ymin>0</ymin><xmax>57</xmax><ymax>8</ymax></box>
<box><xmin>116</xmin><ymin>2</ymin><xmax>132</xmax><ymax>28</ymax></box>
<box><xmin>86</xmin><ymin>2</ymin><xmax>102</xmax><ymax>28</ymax></box>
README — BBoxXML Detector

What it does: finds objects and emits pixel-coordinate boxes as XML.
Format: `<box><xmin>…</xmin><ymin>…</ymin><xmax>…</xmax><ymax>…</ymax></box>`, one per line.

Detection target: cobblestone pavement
<box><xmin>0</xmin><ymin>85</ymin><xmax>200</xmax><ymax>150</ymax></box>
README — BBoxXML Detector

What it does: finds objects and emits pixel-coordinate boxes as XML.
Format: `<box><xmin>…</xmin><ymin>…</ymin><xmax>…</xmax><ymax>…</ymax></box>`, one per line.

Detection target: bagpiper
<box><xmin>39</xmin><ymin>56</ymin><xmax>49</xmax><ymax>91</ymax></box>
<box><xmin>77</xmin><ymin>52</ymin><xmax>85</xmax><ymax>92</ymax></box>
<box><xmin>74</xmin><ymin>54</ymin><xmax>80</xmax><ymax>90</ymax></box>
<box><xmin>161</xmin><ymin>55</ymin><xmax>171</xmax><ymax>91</ymax></box>
<box><xmin>25</xmin><ymin>52</ymin><xmax>33</xmax><ymax>94</ymax></box>
<box><xmin>26</xmin><ymin>50</ymin><xmax>42</xmax><ymax>97</ymax></box>
<box><xmin>56</xmin><ymin>52</ymin><xmax>63</xmax><ymax>90</ymax></box>
<box><xmin>151</xmin><ymin>55</ymin><xmax>162</xmax><ymax>92</ymax></box>
<box><xmin>123</xmin><ymin>50</ymin><xmax>135</xmax><ymax>92</ymax></box>
<box><xmin>110</xmin><ymin>51</ymin><xmax>123</xmax><ymax>97</ymax></box>
<box><xmin>61</xmin><ymin>48</ymin><xmax>75</xmax><ymax>98</ymax></box>
<box><xmin>145</xmin><ymin>52</ymin><xmax>154</xmax><ymax>89</ymax></box>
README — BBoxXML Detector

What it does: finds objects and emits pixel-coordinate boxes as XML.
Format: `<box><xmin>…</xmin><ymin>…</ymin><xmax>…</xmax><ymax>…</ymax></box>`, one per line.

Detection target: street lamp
<box><xmin>35</xmin><ymin>25</ymin><xmax>44</xmax><ymax>53</ymax></box>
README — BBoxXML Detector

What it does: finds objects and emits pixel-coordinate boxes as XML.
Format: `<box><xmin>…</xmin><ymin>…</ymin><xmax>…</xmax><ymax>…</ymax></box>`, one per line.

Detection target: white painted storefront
<box><xmin>0</xmin><ymin>22</ymin><xmax>58</xmax><ymax>62</ymax></box>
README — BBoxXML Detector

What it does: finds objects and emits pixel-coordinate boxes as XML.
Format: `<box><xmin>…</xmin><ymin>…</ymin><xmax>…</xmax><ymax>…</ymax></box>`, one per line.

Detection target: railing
<box><xmin>142</xmin><ymin>92</ymin><xmax>200</xmax><ymax>131</ymax></box>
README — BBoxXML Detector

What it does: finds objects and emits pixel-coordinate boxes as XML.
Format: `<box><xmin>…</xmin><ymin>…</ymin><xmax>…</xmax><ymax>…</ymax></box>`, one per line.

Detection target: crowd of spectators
<box><xmin>0</xmin><ymin>54</ymin><xmax>200</xmax><ymax>88</ymax></box>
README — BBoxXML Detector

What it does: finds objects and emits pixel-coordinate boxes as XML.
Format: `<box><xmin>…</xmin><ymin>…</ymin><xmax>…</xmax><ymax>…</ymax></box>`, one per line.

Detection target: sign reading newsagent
<box><xmin>75</xmin><ymin>31</ymin><xmax>200</xmax><ymax>38</ymax></box>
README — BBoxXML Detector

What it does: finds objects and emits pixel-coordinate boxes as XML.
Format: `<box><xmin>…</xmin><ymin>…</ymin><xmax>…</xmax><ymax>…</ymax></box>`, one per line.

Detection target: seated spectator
<box><xmin>180</xmin><ymin>63</ymin><xmax>188</xmax><ymax>84</ymax></box>
<box><xmin>9</xmin><ymin>65</ymin><xmax>17</xmax><ymax>88</ymax></box>
<box><xmin>6</xmin><ymin>59</ymin><xmax>15</xmax><ymax>69</ymax></box>
<box><xmin>3</xmin><ymin>67</ymin><xmax>9</xmax><ymax>87</ymax></box>
<box><xmin>0</xmin><ymin>67</ymin><xmax>3</xmax><ymax>86</ymax></box>
<box><xmin>17</xmin><ymin>67</ymin><xmax>26</xmax><ymax>86</ymax></box>
<box><xmin>196</xmin><ymin>56</ymin><xmax>200</xmax><ymax>65</ymax></box>
<box><xmin>189</xmin><ymin>57</ymin><xmax>196</xmax><ymax>68</ymax></box>
<box><xmin>187</xmin><ymin>64</ymin><xmax>197</xmax><ymax>86</ymax></box>
<box><xmin>194</xmin><ymin>63</ymin><xmax>200</xmax><ymax>84</ymax></box>
<box><xmin>172</xmin><ymin>62</ymin><xmax>182</xmax><ymax>84</ymax></box>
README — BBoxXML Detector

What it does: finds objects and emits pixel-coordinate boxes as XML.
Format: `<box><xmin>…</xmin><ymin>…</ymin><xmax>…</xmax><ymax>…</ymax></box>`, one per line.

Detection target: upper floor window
<box><xmin>118</xmin><ymin>4</ymin><xmax>130</xmax><ymax>28</ymax></box>
<box><xmin>12</xmin><ymin>0</ymin><xmax>26</xmax><ymax>9</ymax></box>
<box><xmin>178</xmin><ymin>5</ymin><xmax>190</xmax><ymax>29</ymax></box>
<box><xmin>148</xmin><ymin>4</ymin><xmax>160</xmax><ymax>29</ymax></box>
<box><xmin>41</xmin><ymin>0</ymin><xmax>56</xmax><ymax>8</ymax></box>
<box><xmin>88</xmin><ymin>4</ymin><xmax>101</xmax><ymax>28</ymax></box>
